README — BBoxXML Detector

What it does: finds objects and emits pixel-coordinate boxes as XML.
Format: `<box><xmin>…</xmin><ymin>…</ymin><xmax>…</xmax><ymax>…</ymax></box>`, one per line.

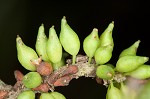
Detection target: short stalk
<box><xmin>88</xmin><ymin>57</ymin><xmax>92</xmax><ymax>64</ymax></box>
<box><xmin>72</xmin><ymin>55</ymin><xmax>76</xmax><ymax>65</ymax></box>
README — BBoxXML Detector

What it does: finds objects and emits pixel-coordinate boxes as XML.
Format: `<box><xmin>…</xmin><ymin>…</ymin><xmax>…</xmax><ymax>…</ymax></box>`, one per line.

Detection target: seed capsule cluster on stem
<box><xmin>15</xmin><ymin>16</ymin><xmax>150</xmax><ymax>99</ymax></box>
<box><xmin>16</xmin><ymin>16</ymin><xmax>82</xmax><ymax>99</ymax></box>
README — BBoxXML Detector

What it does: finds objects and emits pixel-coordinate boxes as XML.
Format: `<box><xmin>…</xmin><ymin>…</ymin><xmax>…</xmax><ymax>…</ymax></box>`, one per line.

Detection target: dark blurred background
<box><xmin>0</xmin><ymin>0</ymin><xmax>150</xmax><ymax>99</ymax></box>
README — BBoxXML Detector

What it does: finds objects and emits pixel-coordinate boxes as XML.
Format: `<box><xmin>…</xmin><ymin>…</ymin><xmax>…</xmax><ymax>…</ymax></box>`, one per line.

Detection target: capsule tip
<box><xmin>41</xmin><ymin>23</ymin><xmax>44</xmax><ymax>26</ymax></box>
<box><xmin>51</xmin><ymin>25</ymin><xmax>55</xmax><ymax>28</ymax></box>
<box><xmin>62</xmin><ymin>16</ymin><xmax>67</xmax><ymax>24</ymax></box>
<box><xmin>63</xmin><ymin>16</ymin><xmax>66</xmax><ymax>19</ymax></box>
<box><xmin>16</xmin><ymin>35</ymin><xmax>21</xmax><ymax>40</ymax></box>
<box><xmin>134</xmin><ymin>40</ymin><xmax>141</xmax><ymax>46</ymax></box>
<box><xmin>16</xmin><ymin>35</ymin><xmax>23</xmax><ymax>44</ymax></box>
<box><xmin>145</xmin><ymin>57</ymin><xmax>149</xmax><ymax>61</ymax></box>
<box><xmin>17</xmin><ymin>35</ymin><xmax>20</xmax><ymax>38</ymax></box>
<box><xmin>93</xmin><ymin>28</ymin><xmax>98</xmax><ymax>32</ymax></box>
<box><xmin>111</xmin><ymin>21</ymin><xmax>114</xmax><ymax>24</ymax></box>
<box><xmin>137</xmin><ymin>40</ymin><xmax>141</xmax><ymax>43</ymax></box>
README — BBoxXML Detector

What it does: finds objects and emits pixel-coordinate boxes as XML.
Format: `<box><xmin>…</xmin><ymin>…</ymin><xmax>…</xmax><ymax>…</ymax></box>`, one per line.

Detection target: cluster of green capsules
<box><xmin>16</xmin><ymin>16</ymin><xmax>81</xmax><ymax>99</ymax></box>
<box><xmin>16</xmin><ymin>16</ymin><xmax>150</xmax><ymax>99</ymax></box>
<box><xmin>91</xmin><ymin>23</ymin><xmax>149</xmax><ymax>99</ymax></box>
<box><xmin>103</xmin><ymin>39</ymin><xmax>150</xmax><ymax>99</ymax></box>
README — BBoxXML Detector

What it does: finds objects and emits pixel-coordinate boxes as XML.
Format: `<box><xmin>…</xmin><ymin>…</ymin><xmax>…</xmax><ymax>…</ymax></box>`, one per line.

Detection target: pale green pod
<box><xmin>50</xmin><ymin>91</ymin><xmax>66</xmax><ymax>99</ymax></box>
<box><xmin>16</xmin><ymin>35</ymin><xmax>38</xmax><ymax>71</ymax></box>
<box><xmin>120</xmin><ymin>82</ymin><xmax>137</xmax><ymax>99</ymax></box>
<box><xmin>17</xmin><ymin>90</ymin><xmax>35</xmax><ymax>99</ymax></box>
<box><xmin>125</xmin><ymin>65</ymin><xmax>150</xmax><ymax>79</ymax></box>
<box><xmin>52</xmin><ymin>52</ymin><xmax>69</xmax><ymax>70</ymax></box>
<box><xmin>22</xmin><ymin>72</ymin><xmax>42</xmax><ymax>88</ymax></box>
<box><xmin>35</xmin><ymin>24</ymin><xmax>50</xmax><ymax>62</ymax></box>
<box><xmin>99</xmin><ymin>21</ymin><xmax>114</xmax><ymax>49</ymax></box>
<box><xmin>106</xmin><ymin>82</ymin><xmax>122</xmax><ymax>99</ymax></box>
<box><xmin>83</xmin><ymin>28</ymin><xmax>99</xmax><ymax>63</ymax></box>
<box><xmin>47</xmin><ymin>26</ymin><xmax>62</xmax><ymax>63</ymax></box>
<box><xmin>96</xmin><ymin>65</ymin><xmax>115</xmax><ymax>80</ymax></box>
<box><xmin>52</xmin><ymin>57</ymin><xmax>65</xmax><ymax>70</ymax></box>
<box><xmin>137</xmin><ymin>80</ymin><xmax>150</xmax><ymax>99</ymax></box>
<box><xmin>119</xmin><ymin>40</ymin><xmax>141</xmax><ymax>58</ymax></box>
<box><xmin>60</xmin><ymin>16</ymin><xmax>80</xmax><ymax>64</ymax></box>
<box><xmin>120</xmin><ymin>82</ymin><xmax>128</xmax><ymax>99</ymax></box>
<box><xmin>116</xmin><ymin>56</ymin><xmax>149</xmax><ymax>73</ymax></box>
<box><xmin>40</xmin><ymin>93</ymin><xmax>55</xmax><ymax>99</ymax></box>
<box><xmin>94</xmin><ymin>44</ymin><xmax>113</xmax><ymax>65</ymax></box>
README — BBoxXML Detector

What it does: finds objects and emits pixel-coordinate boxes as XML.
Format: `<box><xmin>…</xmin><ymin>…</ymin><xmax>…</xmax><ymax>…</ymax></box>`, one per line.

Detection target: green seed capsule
<box><xmin>137</xmin><ymin>80</ymin><xmax>150</xmax><ymax>99</ymax></box>
<box><xmin>52</xmin><ymin>52</ymin><xmax>69</xmax><ymax>70</ymax></box>
<box><xmin>119</xmin><ymin>40</ymin><xmax>141</xmax><ymax>58</ymax></box>
<box><xmin>96</xmin><ymin>65</ymin><xmax>115</xmax><ymax>80</ymax></box>
<box><xmin>16</xmin><ymin>35</ymin><xmax>38</xmax><ymax>71</ymax></box>
<box><xmin>106</xmin><ymin>82</ymin><xmax>122</xmax><ymax>99</ymax></box>
<box><xmin>52</xmin><ymin>57</ymin><xmax>65</xmax><ymax>71</ymax></box>
<box><xmin>125</xmin><ymin>65</ymin><xmax>150</xmax><ymax>79</ymax></box>
<box><xmin>47</xmin><ymin>26</ymin><xmax>62</xmax><ymax>63</ymax></box>
<box><xmin>99</xmin><ymin>21</ymin><xmax>114</xmax><ymax>49</ymax></box>
<box><xmin>22</xmin><ymin>72</ymin><xmax>42</xmax><ymax>88</ymax></box>
<box><xmin>40</xmin><ymin>93</ymin><xmax>55</xmax><ymax>99</ymax></box>
<box><xmin>94</xmin><ymin>44</ymin><xmax>113</xmax><ymax>65</ymax></box>
<box><xmin>83</xmin><ymin>28</ymin><xmax>99</xmax><ymax>63</ymax></box>
<box><xmin>116</xmin><ymin>56</ymin><xmax>149</xmax><ymax>73</ymax></box>
<box><xmin>120</xmin><ymin>82</ymin><xmax>137</xmax><ymax>99</ymax></box>
<box><xmin>17</xmin><ymin>90</ymin><xmax>35</xmax><ymax>99</ymax></box>
<box><xmin>120</xmin><ymin>82</ymin><xmax>128</xmax><ymax>99</ymax></box>
<box><xmin>50</xmin><ymin>91</ymin><xmax>66</xmax><ymax>99</ymax></box>
<box><xmin>60</xmin><ymin>16</ymin><xmax>80</xmax><ymax>64</ymax></box>
<box><xmin>35</xmin><ymin>24</ymin><xmax>50</xmax><ymax>62</ymax></box>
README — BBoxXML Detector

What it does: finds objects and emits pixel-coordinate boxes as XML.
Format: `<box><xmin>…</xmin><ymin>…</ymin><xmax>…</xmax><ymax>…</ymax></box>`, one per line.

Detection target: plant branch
<box><xmin>0</xmin><ymin>55</ymin><xmax>97</xmax><ymax>99</ymax></box>
<box><xmin>1</xmin><ymin>55</ymin><xmax>148</xmax><ymax>99</ymax></box>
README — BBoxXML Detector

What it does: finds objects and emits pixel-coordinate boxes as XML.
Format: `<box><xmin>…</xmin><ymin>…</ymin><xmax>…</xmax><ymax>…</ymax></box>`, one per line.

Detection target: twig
<box><xmin>1</xmin><ymin>55</ymin><xmax>147</xmax><ymax>99</ymax></box>
<box><xmin>0</xmin><ymin>55</ymin><xmax>97</xmax><ymax>99</ymax></box>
